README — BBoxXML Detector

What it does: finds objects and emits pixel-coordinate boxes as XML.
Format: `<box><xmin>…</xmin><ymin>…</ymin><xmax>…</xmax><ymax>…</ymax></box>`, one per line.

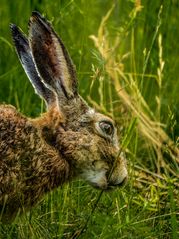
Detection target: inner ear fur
<box><xmin>10</xmin><ymin>23</ymin><xmax>56</xmax><ymax>108</ymax></box>
<box><xmin>28</xmin><ymin>11</ymin><xmax>78</xmax><ymax>100</ymax></box>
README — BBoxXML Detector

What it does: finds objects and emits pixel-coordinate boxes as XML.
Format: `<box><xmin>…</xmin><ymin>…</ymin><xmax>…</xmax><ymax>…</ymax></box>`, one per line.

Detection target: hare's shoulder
<box><xmin>0</xmin><ymin>104</ymin><xmax>23</xmax><ymax>118</ymax></box>
<box><xmin>0</xmin><ymin>104</ymin><xmax>34</xmax><ymax>133</ymax></box>
<box><xmin>0</xmin><ymin>104</ymin><xmax>43</xmax><ymax>155</ymax></box>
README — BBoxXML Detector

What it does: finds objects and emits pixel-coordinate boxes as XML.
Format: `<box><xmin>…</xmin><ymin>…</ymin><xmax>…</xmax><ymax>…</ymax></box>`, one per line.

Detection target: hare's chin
<box><xmin>81</xmin><ymin>169</ymin><xmax>108</xmax><ymax>189</ymax></box>
<box><xmin>81</xmin><ymin>168</ymin><xmax>128</xmax><ymax>190</ymax></box>
<box><xmin>82</xmin><ymin>170</ymin><xmax>127</xmax><ymax>190</ymax></box>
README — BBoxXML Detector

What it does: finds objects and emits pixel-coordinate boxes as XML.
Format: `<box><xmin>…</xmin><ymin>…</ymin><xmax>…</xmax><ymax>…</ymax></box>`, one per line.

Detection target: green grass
<box><xmin>0</xmin><ymin>0</ymin><xmax>179</xmax><ymax>238</ymax></box>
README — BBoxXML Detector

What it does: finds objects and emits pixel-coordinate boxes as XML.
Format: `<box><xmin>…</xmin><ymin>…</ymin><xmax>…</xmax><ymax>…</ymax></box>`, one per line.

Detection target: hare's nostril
<box><xmin>109</xmin><ymin>176</ymin><xmax>128</xmax><ymax>188</ymax></box>
<box><xmin>117</xmin><ymin>176</ymin><xmax>128</xmax><ymax>186</ymax></box>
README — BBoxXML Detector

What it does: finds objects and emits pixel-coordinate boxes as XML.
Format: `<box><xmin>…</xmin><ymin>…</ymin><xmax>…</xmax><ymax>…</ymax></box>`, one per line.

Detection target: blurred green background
<box><xmin>0</xmin><ymin>0</ymin><xmax>178</xmax><ymax>238</ymax></box>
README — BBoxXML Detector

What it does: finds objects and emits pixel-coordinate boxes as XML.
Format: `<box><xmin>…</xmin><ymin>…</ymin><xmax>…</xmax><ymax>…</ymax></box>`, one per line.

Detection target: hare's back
<box><xmin>0</xmin><ymin>104</ymin><xmax>44</xmax><ymax>202</ymax></box>
<box><xmin>0</xmin><ymin>105</ymin><xmax>40</xmax><ymax>220</ymax></box>
<box><xmin>0</xmin><ymin>104</ymin><xmax>30</xmax><ymax>137</ymax></box>
<box><xmin>0</xmin><ymin>104</ymin><xmax>40</xmax><ymax>158</ymax></box>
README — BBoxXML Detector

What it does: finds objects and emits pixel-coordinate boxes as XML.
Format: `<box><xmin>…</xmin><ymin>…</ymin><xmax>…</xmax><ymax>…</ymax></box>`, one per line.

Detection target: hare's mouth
<box><xmin>107</xmin><ymin>176</ymin><xmax>128</xmax><ymax>190</ymax></box>
<box><xmin>90</xmin><ymin>176</ymin><xmax>127</xmax><ymax>191</ymax></box>
<box><xmin>81</xmin><ymin>166</ymin><xmax>127</xmax><ymax>190</ymax></box>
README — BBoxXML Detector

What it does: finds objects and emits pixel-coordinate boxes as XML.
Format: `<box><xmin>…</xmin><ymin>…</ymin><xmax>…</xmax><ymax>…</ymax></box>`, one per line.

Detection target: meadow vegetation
<box><xmin>0</xmin><ymin>0</ymin><xmax>178</xmax><ymax>238</ymax></box>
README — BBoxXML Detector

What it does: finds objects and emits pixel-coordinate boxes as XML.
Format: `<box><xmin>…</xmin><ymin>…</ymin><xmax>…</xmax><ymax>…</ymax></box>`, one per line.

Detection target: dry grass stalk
<box><xmin>89</xmin><ymin>7</ymin><xmax>179</xmax><ymax>179</ymax></box>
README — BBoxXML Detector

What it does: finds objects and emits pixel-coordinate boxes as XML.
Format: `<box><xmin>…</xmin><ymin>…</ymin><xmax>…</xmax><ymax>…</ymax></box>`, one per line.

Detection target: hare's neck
<box><xmin>31</xmin><ymin>106</ymin><xmax>63</xmax><ymax>130</ymax></box>
<box><xmin>40</xmin><ymin>150</ymin><xmax>71</xmax><ymax>190</ymax></box>
<box><xmin>29</xmin><ymin>107</ymin><xmax>71</xmax><ymax>194</ymax></box>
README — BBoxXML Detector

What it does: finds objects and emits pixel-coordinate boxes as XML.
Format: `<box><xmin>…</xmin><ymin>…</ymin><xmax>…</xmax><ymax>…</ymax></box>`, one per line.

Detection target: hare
<box><xmin>0</xmin><ymin>12</ymin><xmax>127</xmax><ymax>222</ymax></box>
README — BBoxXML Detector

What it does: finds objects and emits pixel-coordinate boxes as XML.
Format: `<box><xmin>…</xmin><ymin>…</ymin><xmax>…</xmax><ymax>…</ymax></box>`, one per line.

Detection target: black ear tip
<box><xmin>10</xmin><ymin>23</ymin><xmax>21</xmax><ymax>38</ymax></box>
<box><xmin>10</xmin><ymin>23</ymin><xmax>18</xmax><ymax>32</ymax></box>
<box><xmin>10</xmin><ymin>23</ymin><xmax>24</xmax><ymax>38</ymax></box>
<box><xmin>31</xmin><ymin>11</ymin><xmax>44</xmax><ymax>20</ymax></box>
<box><xmin>10</xmin><ymin>24</ymin><xmax>28</xmax><ymax>48</ymax></box>
<box><xmin>30</xmin><ymin>11</ymin><xmax>47</xmax><ymax>26</ymax></box>
<box><xmin>29</xmin><ymin>11</ymin><xmax>51</xmax><ymax>31</ymax></box>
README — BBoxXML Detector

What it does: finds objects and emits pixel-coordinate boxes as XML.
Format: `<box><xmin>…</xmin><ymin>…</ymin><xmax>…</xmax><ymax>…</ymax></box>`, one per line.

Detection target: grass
<box><xmin>0</xmin><ymin>0</ymin><xmax>179</xmax><ymax>238</ymax></box>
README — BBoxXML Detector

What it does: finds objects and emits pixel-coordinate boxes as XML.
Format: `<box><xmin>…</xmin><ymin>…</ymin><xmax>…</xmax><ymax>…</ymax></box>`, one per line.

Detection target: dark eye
<box><xmin>99</xmin><ymin>121</ymin><xmax>114</xmax><ymax>136</ymax></box>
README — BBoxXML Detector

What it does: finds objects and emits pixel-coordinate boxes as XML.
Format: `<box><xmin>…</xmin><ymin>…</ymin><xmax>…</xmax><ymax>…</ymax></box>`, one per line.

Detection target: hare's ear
<box><xmin>10</xmin><ymin>24</ymin><xmax>56</xmax><ymax>108</ymax></box>
<box><xmin>28</xmin><ymin>11</ymin><xmax>78</xmax><ymax>101</ymax></box>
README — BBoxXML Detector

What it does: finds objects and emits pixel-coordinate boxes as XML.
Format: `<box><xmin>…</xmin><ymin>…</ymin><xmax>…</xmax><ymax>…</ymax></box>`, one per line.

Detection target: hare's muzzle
<box><xmin>84</xmin><ymin>160</ymin><xmax>128</xmax><ymax>191</ymax></box>
<box><xmin>107</xmin><ymin>175</ymin><xmax>128</xmax><ymax>189</ymax></box>
<box><xmin>105</xmin><ymin>152</ymin><xmax>128</xmax><ymax>190</ymax></box>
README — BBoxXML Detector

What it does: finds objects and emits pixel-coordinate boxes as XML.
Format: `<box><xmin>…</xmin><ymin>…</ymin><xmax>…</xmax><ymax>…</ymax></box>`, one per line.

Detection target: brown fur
<box><xmin>0</xmin><ymin>12</ymin><xmax>128</xmax><ymax>222</ymax></box>
<box><xmin>0</xmin><ymin>105</ymin><xmax>70</xmax><ymax>221</ymax></box>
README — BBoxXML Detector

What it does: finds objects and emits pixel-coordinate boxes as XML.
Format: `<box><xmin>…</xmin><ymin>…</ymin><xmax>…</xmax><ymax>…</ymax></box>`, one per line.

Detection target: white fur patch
<box><xmin>87</xmin><ymin>108</ymin><xmax>95</xmax><ymax>115</ymax></box>
<box><xmin>81</xmin><ymin>169</ymin><xmax>107</xmax><ymax>188</ymax></box>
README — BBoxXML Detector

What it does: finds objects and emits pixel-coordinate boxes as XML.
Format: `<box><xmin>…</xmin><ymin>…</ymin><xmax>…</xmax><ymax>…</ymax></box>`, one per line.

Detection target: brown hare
<box><xmin>0</xmin><ymin>12</ymin><xmax>127</xmax><ymax>222</ymax></box>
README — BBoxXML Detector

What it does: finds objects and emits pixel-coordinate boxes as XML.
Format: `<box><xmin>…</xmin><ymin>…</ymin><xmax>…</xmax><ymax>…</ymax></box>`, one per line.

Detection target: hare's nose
<box><xmin>109</xmin><ymin>176</ymin><xmax>128</xmax><ymax>187</ymax></box>
<box><xmin>117</xmin><ymin>176</ymin><xmax>128</xmax><ymax>187</ymax></box>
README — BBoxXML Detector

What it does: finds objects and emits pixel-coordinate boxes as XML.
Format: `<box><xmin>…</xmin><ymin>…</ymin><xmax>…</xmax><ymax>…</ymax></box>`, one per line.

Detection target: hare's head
<box><xmin>11</xmin><ymin>12</ymin><xmax>127</xmax><ymax>190</ymax></box>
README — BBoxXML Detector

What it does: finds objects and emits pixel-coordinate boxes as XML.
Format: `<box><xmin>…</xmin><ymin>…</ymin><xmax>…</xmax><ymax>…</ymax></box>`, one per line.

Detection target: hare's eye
<box><xmin>99</xmin><ymin>121</ymin><xmax>114</xmax><ymax>136</ymax></box>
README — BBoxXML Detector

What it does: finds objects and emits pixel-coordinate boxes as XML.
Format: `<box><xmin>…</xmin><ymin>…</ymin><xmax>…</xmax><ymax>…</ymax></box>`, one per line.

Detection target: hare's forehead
<box><xmin>84</xmin><ymin>108</ymin><xmax>115</xmax><ymax>124</ymax></box>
